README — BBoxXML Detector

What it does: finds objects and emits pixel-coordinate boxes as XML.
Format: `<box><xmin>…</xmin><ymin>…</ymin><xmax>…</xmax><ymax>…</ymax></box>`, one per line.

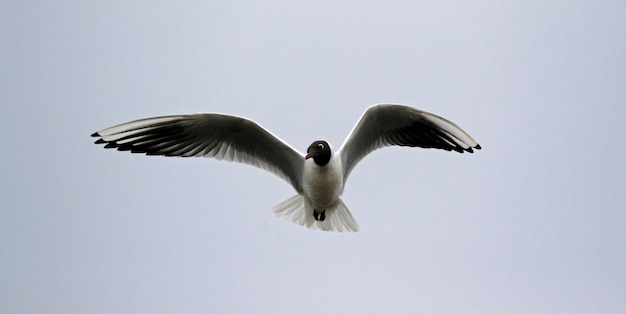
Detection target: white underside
<box><xmin>302</xmin><ymin>154</ymin><xmax>343</xmax><ymax>209</ymax></box>
<box><xmin>272</xmin><ymin>155</ymin><xmax>359</xmax><ymax>232</ymax></box>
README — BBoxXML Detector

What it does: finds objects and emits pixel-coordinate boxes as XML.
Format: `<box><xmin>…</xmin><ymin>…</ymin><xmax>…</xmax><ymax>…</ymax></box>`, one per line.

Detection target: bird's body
<box><xmin>92</xmin><ymin>104</ymin><xmax>481</xmax><ymax>232</ymax></box>
<box><xmin>303</xmin><ymin>153</ymin><xmax>343</xmax><ymax>214</ymax></box>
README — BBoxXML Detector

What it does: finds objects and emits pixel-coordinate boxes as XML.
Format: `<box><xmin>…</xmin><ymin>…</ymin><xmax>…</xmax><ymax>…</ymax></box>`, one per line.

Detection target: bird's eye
<box><xmin>318</xmin><ymin>143</ymin><xmax>324</xmax><ymax>150</ymax></box>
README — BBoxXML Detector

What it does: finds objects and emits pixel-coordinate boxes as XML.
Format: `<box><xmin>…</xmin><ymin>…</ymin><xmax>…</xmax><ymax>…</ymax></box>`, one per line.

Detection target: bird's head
<box><xmin>306</xmin><ymin>140</ymin><xmax>331</xmax><ymax>166</ymax></box>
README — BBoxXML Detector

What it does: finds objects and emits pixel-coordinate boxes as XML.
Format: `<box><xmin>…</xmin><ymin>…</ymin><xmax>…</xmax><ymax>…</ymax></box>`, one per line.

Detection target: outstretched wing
<box><xmin>338</xmin><ymin>104</ymin><xmax>481</xmax><ymax>181</ymax></box>
<box><xmin>92</xmin><ymin>114</ymin><xmax>305</xmax><ymax>192</ymax></box>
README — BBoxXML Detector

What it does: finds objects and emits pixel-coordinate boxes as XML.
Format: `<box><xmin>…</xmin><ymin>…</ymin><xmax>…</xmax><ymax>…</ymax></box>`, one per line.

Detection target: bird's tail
<box><xmin>272</xmin><ymin>195</ymin><xmax>359</xmax><ymax>232</ymax></box>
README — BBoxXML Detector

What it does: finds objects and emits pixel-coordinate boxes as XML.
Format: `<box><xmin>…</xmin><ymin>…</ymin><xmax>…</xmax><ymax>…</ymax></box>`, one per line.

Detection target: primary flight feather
<box><xmin>92</xmin><ymin>104</ymin><xmax>481</xmax><ymax>232</ymax></box>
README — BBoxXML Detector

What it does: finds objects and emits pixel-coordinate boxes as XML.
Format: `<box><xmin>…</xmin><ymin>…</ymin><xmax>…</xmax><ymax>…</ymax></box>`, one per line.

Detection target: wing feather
<box><xmin>92</xmin><ymin>114</ymin><xmax>305</xmax><ymax>192</ymax></box>
<box><xmin>339</xmin><ymin>104</ymin><xmax>481</xmax><ymax>181</ymax></box>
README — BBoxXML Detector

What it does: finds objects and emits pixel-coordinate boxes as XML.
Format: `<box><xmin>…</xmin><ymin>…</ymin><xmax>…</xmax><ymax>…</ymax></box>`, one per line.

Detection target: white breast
<box><xmin>302</xmin><ymin>155</ymin><xmax>344</xmax><ymax>210</ymax></box>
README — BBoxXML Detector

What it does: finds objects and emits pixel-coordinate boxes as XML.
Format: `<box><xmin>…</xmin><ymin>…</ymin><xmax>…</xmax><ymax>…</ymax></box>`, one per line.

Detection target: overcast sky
<box><xmin>2</xmin><ymin>1</ymin><xmax>626</xmax><ymax>313</ymax></box>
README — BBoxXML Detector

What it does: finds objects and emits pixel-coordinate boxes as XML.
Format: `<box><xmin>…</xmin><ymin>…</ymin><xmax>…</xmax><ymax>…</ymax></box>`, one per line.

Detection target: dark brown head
<box><xmin>305</xmin><ymin>140</ymin><xmax>331</xmax><ymax>166</ymax></box>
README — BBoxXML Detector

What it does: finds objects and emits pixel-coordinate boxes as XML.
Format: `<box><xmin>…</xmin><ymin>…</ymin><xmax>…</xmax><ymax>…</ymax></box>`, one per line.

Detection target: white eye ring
<box><xmin>318</xmin><ymin>143</ymin><xmax>324</xmax><ymax>150</ymax></box>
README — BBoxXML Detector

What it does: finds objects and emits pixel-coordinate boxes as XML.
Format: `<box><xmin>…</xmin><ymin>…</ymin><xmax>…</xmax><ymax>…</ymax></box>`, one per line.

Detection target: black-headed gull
<box><xmin>92</xmin><ymin>104</ymin><xmax>481</xmax><ymax>232</ymax></box>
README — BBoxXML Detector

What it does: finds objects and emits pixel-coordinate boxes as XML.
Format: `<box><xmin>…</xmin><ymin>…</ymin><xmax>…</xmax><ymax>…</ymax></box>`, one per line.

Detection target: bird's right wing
<box><xmin>92</xmin><ymin>114</ymin><xmax>305</xmax><ymax>192</ymax></box>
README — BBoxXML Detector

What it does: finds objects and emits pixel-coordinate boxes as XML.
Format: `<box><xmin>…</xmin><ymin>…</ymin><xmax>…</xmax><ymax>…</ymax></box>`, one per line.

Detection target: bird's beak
<box><xmin>305</xmin><ymin>153</ymin><xmax>314</xmax><ymax>159</ymax></box>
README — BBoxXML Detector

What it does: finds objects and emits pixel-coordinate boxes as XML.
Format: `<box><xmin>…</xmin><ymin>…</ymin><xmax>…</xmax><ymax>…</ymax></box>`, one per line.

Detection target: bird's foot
<box><xmin>313</xmin><ymin>209</ymin><xmax>326</xmax><ymax>221</ymax></box>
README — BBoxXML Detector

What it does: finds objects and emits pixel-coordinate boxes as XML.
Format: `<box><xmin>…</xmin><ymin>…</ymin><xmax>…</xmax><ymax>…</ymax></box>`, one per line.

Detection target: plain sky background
<box><xmin>2</xmin><ymin>1</ymin><xmax>626</xmax><ymax>313</ymax></box>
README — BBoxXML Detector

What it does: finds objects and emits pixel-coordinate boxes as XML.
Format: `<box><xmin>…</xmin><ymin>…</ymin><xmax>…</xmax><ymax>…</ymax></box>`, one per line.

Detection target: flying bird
<box><xmin>91</xmin><ymin>104</ymin><xmax>481</xmax><ymax>232</ymax></box>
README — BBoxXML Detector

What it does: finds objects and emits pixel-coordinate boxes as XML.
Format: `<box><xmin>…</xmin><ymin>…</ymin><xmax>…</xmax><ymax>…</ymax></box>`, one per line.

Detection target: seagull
<box><xmin>92</xmin><ymin>104</ymin><xmax>480</xmax><ymax>232</ymax></box>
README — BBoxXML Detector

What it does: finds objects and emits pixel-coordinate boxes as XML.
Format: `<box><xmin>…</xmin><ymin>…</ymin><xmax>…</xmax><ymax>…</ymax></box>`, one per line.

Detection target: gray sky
<box><xmin>2</xmin><ymin>0</ymin><xmax>626</xmax><ymax>313</ymax></box>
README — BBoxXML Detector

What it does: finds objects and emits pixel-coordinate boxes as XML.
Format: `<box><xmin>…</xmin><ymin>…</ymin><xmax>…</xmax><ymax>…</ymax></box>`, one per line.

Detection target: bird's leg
<box><xmin>313</xmin><ymin>209</ymin><xmax>326</xmax><ymax>221</ymax></box>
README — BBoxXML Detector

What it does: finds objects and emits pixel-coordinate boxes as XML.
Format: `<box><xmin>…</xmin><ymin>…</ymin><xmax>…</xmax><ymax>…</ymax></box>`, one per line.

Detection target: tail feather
<box><xmin>272</xmin><ymin>195</ymin><xmax>359</xmax><ymax>232</ymax></box>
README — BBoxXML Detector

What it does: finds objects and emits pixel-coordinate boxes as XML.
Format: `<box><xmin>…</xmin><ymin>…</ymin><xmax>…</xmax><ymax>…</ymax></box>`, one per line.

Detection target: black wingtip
<box><xmin>475</xmin><ymin>144</ymin><xmax>482</xmax><ymax>150</ymax></box>
<box><xmin>91</xmin><ymin>132</ymin><xmax>101</xmax><ymax>137</ymax></box>
<box><xmin>94</xmin><ymin>138</ymin><xmax>107</xmax><ymax>144</ymax></box>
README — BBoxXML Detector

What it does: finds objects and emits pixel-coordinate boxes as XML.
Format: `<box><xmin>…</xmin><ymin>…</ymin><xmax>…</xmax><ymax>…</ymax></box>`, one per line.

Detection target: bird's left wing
<box><xmin>92</xmin><ymin>114</ymin><xmax>305</xmax><ymax>192</ymax></box>
<box><xmin>338</xmin><ymin>104</ymin><xmax>481</xmax><ymax>182</ymax></box>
